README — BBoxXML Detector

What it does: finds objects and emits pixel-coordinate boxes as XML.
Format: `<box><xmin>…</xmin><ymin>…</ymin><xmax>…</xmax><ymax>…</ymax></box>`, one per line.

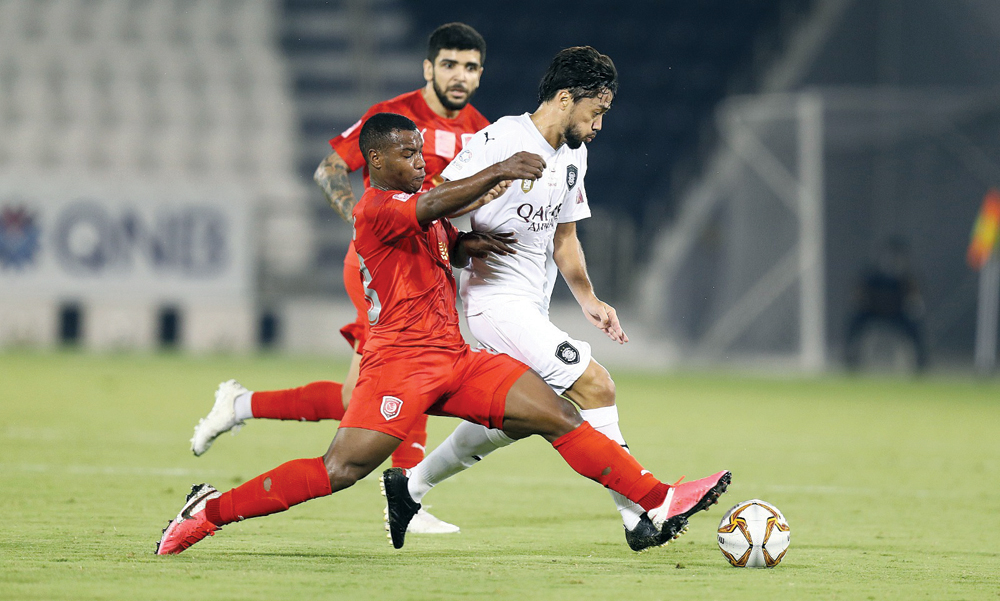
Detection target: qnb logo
<box><xmin>54</xmin><ymin>201</ymin><xmax>228</xmax><ymax>276</ymax></box>
<box><xmin>516</xmin><ymin>202</ymin><xmax>563</xmax><ymax>232</ymax></box>
<box><xmin>0</xmin><ymin>205</ymin><xmax>41</xmax><ymax>269</ymax></box>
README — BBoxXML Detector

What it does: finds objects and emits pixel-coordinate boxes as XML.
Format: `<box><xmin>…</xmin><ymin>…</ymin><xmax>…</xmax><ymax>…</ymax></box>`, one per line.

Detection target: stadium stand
<box><xmin>0</xmin><ymin>0</ymin><xmax>300</xmax><ymax>191</ymax></box>
<box><xmin>0</xmin><ymin>0</ymin><xmax>306</xmax><ymax>351</ymax></box>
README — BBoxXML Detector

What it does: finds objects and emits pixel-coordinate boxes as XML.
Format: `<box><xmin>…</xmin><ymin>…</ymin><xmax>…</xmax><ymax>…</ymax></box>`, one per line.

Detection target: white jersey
<box><xmin>441</xmin><ymin>113</ymin><xmax>591</xmax><ymax>315</ymax></box>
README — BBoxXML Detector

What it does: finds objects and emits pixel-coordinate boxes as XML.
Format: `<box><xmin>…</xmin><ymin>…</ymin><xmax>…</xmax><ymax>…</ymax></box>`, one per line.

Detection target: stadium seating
<box><xmin>0</xmin><ymin>0</ymin><xmax>300</xmax><ymax>194</ymax></box>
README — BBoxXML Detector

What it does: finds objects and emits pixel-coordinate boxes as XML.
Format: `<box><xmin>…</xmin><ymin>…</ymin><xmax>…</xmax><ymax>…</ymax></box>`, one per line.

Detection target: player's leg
<box><xmin>340</xmin><ymin>345</ymin><xmax>363</xmax><ymax>409</ymax></box>
<box><xmin>388</xmin><ymin>350</ymin><xmax>730</xmax><ymax>548</ymax></box>
<box><xmin>189</xmin><ymin>272</ymin><xmax>368</xmax><ymax>456</ymax></box>
<box><xmin>561</xmin><ymin>358</ymin><xmax>650</xmax><ymax>546</ymax></box>
<box><xmin>160</xmin><ymin>350</ymin><xmax>433</xmax><ymax>555</ymax></box>
<box><xmin>189</xmin><ymin>379</ymin><xmax>347</xmax><ymax>456</ymax></box>
<box><xmin>157</xmin><ymin>426</ymin><xmax>402</xmax><ymax>555</ymax></box>
<box><xmin>407</xmin><ymin>306</ymin><xmax>563</xmax><ymax>502</ymax></box>
<box><xmin>408</xmin><ymin>306</ymin><xmax>646</xmax><ymax>542</ymax></box>
<box><xmin>501</xmin><ymin>370</ymin><xmax>730</xmax><ymax>545</ymax></box>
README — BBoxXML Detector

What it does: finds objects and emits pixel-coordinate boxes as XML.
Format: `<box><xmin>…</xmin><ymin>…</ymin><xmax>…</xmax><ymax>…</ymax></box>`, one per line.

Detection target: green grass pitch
<box><xmin>1</xmin><ymin>351</ymin><xmax>998</xmax><ymax>600</ymax></box>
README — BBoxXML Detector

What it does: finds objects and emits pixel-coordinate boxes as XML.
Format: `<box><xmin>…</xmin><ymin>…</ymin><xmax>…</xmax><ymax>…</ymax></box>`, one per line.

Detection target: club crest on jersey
<box><xmin>566</xmin><ymin>165</ymin><xmax>578</xmax><ymax>189</ymax></box>
<box><xmin>380</xmin><ymin>396</ymin><xmax>403</xmax><ymax>420</ymax></box>
<box><xmin>555</xmin><ymin>341</ymin><xmax>580</xmax><ymax>365</ymax></box>
<box><xmin>520</xmin><ymin>179</ymin><xmax>534</xmax><ymax>193</ymax></box>
<box><xmin>438</xmin><ymin>240</ymin><xmax>449</xmax><ymax>262</ymax></box>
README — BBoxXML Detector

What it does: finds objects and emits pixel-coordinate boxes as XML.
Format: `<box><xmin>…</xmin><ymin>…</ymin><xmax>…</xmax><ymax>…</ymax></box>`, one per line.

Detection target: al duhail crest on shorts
<box><xmin>566</xmin><ymin>165</ymin><xmax>578</xmax><ymax>189</ymax></box>
<box><xmin>380</xmin><ymin>396</ymin><xmax>403</xmax><ymax>420</ymax></box>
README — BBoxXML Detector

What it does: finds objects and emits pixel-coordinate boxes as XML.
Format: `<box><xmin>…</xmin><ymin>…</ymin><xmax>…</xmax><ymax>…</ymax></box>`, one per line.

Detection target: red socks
<box><xmin>251</xmin><ymin>381</ymin><xmax>346</xmax><ymax>421</ymax></box>
<box><xmin>552</xmin><ymin>422</ymin><xmax>667</xmax><ymax>511</ymax></box>
<box><xmin>391</xmin><ymin>414</ymin><xmax>428</xmax><ymax>469</ymax></box>
<box><xmin>205</xmin><ymin>457</ymin><xmax>332</xmax><ymax>526</ymax></box>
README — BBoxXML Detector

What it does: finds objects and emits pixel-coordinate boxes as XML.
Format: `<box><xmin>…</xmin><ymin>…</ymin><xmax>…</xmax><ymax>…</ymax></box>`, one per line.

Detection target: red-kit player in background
<box><xmin>188</xmin><ymin>23</ymin><xmax>490</xmax><ymax>534</ymax></box>
<box><xmin>156</xmin><ymin>112</ymin><xmax>728</xmax><ymax>556</ymax></box>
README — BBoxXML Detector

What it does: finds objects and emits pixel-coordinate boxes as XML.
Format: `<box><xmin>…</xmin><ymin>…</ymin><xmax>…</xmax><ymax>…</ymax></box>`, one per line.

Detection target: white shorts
<box><xmin>466</xmin><ymin>301</ymin><xmax>591</xmax><ymax>394</ymax></box>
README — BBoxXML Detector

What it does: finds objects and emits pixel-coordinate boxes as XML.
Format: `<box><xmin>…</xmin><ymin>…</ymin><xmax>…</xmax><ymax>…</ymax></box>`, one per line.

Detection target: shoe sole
<box><xmin>379</xmin><ymin>471</ymin><xmax>413</xmax><ymax>550</ymax></box>
<box><xmin>631</xmin><ymin>515</ymin><xmax>690</xmax><ymax>553</ymax></box>
<box><xmin>378</xmin><ymin>473</ymin><xmax>393</xmax><ymax>546</ymax></box>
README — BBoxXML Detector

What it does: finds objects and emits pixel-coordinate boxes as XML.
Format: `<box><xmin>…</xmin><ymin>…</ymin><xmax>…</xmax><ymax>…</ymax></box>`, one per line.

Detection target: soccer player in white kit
<box><xmin>400</xmin><ymin>46</ymin><xmax>676</xmax><ymax>551</ymax></box>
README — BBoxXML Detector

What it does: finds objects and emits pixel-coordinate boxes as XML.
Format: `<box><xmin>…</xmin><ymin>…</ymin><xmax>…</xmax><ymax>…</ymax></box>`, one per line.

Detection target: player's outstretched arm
<box><xmin>416</xmin><ymin>152</ymin><xmax>544</xmax><ymax>226</ymax></box>
<box><xmin>553</xmin><ymin>222</ymin><xmax>629</xmax><ymax>344</ymax></box>
<box><xmin>314</xmin><ymin>151</ymin><xmax>357</xmax><ymax>223</ymax></box>
<box><xmin>447</xmin><ymin>180</ymin><xmax>513</xmax><ymax>218</ymax></box>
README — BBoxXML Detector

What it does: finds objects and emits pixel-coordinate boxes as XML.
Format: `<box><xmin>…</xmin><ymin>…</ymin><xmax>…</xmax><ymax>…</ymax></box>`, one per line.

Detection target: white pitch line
<box><xmin>3</xmin><ymin>463</ymin><xmax>228</xmax><ymax>478</ymax></box>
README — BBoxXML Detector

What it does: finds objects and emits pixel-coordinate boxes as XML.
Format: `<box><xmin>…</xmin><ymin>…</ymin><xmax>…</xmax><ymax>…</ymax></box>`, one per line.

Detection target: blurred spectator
<box><xmin>845</xmin><ymin>238</ymin><xmax>927</xmax><ymax>372</ymax></box>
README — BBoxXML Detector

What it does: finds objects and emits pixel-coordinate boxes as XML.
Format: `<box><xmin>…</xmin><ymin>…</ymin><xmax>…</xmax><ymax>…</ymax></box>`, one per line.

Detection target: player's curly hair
<box><xmin>427</xmin><ymin>22</ymin><xmax>486</xmax><ymax>65</ymax></box>
<box><xmin>537</xmin><ymin>46</ymin><xmax>617</xmax><ymax>104</ymax></box>
<box><xmin>359</xmin><ymin>113</ymin><xmax>418</xmax><ymax>160</ymax></box>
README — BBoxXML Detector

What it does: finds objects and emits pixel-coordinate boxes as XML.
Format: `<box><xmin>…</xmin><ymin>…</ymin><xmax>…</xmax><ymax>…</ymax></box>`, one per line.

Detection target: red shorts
<box><xmin>340</xmin><ymin>345</ymin><xmax>530</xmax><ymax>440</ymax></box>
<box><xmin>340</xmin><ymin>243</ymin><xmax>368</xmax><ymax>353</ymax></box>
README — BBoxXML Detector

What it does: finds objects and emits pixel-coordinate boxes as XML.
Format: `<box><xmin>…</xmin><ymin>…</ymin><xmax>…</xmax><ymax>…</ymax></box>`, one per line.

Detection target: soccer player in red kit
<box><xmin>189</xmin><ymin>23</ymin><xmax>490</xmax><ymax>533</ymax></box>
<box><xmin>156</xmin><ymin>112</ymin><xmax>729</xmax><ymax>556</ymax></box>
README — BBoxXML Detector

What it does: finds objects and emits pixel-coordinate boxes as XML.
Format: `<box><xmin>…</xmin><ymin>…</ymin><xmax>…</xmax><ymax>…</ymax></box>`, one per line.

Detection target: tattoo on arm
<box><xmin>314</xmin><ymin>153</ymin><xmax>357</xmax><ymax>223</ymax></box>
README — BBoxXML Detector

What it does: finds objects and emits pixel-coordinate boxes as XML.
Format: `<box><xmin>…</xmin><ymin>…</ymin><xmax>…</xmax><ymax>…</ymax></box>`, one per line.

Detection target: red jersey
<box><xmin>351</xmin><ymin>187</ymin><xmax>466</xmax><ymax>352</ymax></box>
<box><xmin>329</xmin><ymin>89</ymin><xmax>490</xmax><ymax>192</ymax></box>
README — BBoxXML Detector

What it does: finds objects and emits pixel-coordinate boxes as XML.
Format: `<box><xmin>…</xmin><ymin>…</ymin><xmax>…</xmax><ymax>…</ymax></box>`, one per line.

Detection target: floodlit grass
<box><xmin>1</xmin><ymin>351</ymin><xmax>998</xmax><ymax>600</ymax></box>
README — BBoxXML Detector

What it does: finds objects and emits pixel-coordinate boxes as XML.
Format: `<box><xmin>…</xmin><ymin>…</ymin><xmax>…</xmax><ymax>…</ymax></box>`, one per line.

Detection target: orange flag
<box><xmin>968</xmin><ymin>189</ymin><xmax>1000</xmax><ymax>270</ymax></box>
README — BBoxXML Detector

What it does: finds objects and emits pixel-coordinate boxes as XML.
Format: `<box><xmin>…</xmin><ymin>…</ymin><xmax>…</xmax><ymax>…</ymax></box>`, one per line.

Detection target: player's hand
<box><xmin>458</xmin><ymin>231</ymin><xmax>517</xmax><ymax>259</ymax></box>
<box><xmin>495</xmin><ymin>151</ymin><xmax>545</xmax><ymax>182</ymax></box>
<box><xmin>482</xmin><ymin>180</ymin><xmax>512</xmax><ymax>203</ymax></box>
<box><xmin>582</xmin><ymin>298</ymin><xmax>629</xmax><ymax>344</ymax></box>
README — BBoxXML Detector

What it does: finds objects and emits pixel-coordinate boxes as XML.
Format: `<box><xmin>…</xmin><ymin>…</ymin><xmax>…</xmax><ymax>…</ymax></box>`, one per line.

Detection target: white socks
<box><xmin>233</xmin><ymin>391</ymin><xmax>254</xmax><ymax>422</ymax></box>
<box><xmin>407</xmin><ymin>404</ymin><xmax>644</xmax><ymax>531</ymax></box>
<box><xmin>578</xmin><ymin>405</ymin><xmax>644</xmax><ymax>530</ymax></box>
<box><xmin>407</xmin><ymin>420</ymin><xmax>514</xmax><ymax>503</ymax></box>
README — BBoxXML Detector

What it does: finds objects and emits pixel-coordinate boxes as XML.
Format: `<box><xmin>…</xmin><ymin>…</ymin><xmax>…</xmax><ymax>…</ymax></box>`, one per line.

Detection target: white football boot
<box><xmin>190</xmin><ymin>380</ymin><xmax>248</xmax><ymax>456</ymax></box>
<box><xmin>407</xmin><ymin>508</ymin><xmax>460</xmax><ymax>534</ymax></box>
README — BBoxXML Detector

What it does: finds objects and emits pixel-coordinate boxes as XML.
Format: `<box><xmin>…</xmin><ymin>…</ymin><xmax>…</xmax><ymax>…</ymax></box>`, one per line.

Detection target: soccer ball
<box><xmin>717</xmin><ymin>499</ymin><xmax>790</xmax><ymax>568</ymax></box>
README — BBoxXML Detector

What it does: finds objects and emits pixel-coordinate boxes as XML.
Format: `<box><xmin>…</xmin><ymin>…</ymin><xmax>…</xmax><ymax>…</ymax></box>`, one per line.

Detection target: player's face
<box><xmin>382</xmin><ymin>129</ymin><xmax>426</xmax><ymax>193</ymax></box>
<box><xmin>424</xmin><ymin>49</ymin><xmax>483</xmax><ymax>111</ymax></box>
<box><xmin>563</xmin><ymin>89</ymin><xmax>613</xmax><ymax>149</ymax></box>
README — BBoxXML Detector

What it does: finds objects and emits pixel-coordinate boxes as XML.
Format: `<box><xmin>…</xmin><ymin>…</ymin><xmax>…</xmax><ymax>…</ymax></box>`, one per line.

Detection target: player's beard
<box><xmin>432</xmin><ymin>78</ymin><xmax>475</xmax><ymax>112</ymax></box>
<box><xmin>564</xmin><ymin>124</ymin><xmax>588</xmax><ymax>149</ymax></box>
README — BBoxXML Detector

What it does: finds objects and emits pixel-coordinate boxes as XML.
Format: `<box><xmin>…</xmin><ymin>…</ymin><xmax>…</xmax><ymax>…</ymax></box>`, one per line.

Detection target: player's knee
<box><xmin>592</xmin><ymin>370</ymin><xmax>616</xmax><ymax>407</ymax></box>
<box><xmin>572</xmin><ymin>364</ymin><xmax>616</xmax><ymax>408</ymax></box>
<box><xmin>539</xmin><ymin>396</ymin><xmax>584</xmax><ymax>439</ymax></box>
<box><xmin>322</xmin><ymin>455</ymin><xmax>368</xmax><ymax>493</ymax></box>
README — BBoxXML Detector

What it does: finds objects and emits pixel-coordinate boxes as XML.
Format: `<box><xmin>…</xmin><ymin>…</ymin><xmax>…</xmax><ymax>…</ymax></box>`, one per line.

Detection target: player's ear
<box><xmin>367</xmin><ymin>148</ymin><xmax>382</xmax><ymax>170</ymax></box>
<box><xmin>422</xmin><ymin>58</ymin><xmax>434</xmax><ymax>83</ymax></box>
<box><xmin>558</xmin><ymin>89</ymin><xmax>572</xmax><ymax>111</ymax></box>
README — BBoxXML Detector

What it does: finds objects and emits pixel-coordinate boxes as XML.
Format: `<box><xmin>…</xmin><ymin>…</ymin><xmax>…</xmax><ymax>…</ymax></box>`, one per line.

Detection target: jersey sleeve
<box><xmin>362</xmin><ymin>191</ymin><xmax>425</xmax><ymax>243</ymax></box>
<box><xmin>558</xmin><ymin>150</ymin><xmax>592</xmax><ymax>223</ymax></box>
<box><xmin>440</xmin><ymin>127</ymin><xmax>506</xmax><ymax>182</ymax></box>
